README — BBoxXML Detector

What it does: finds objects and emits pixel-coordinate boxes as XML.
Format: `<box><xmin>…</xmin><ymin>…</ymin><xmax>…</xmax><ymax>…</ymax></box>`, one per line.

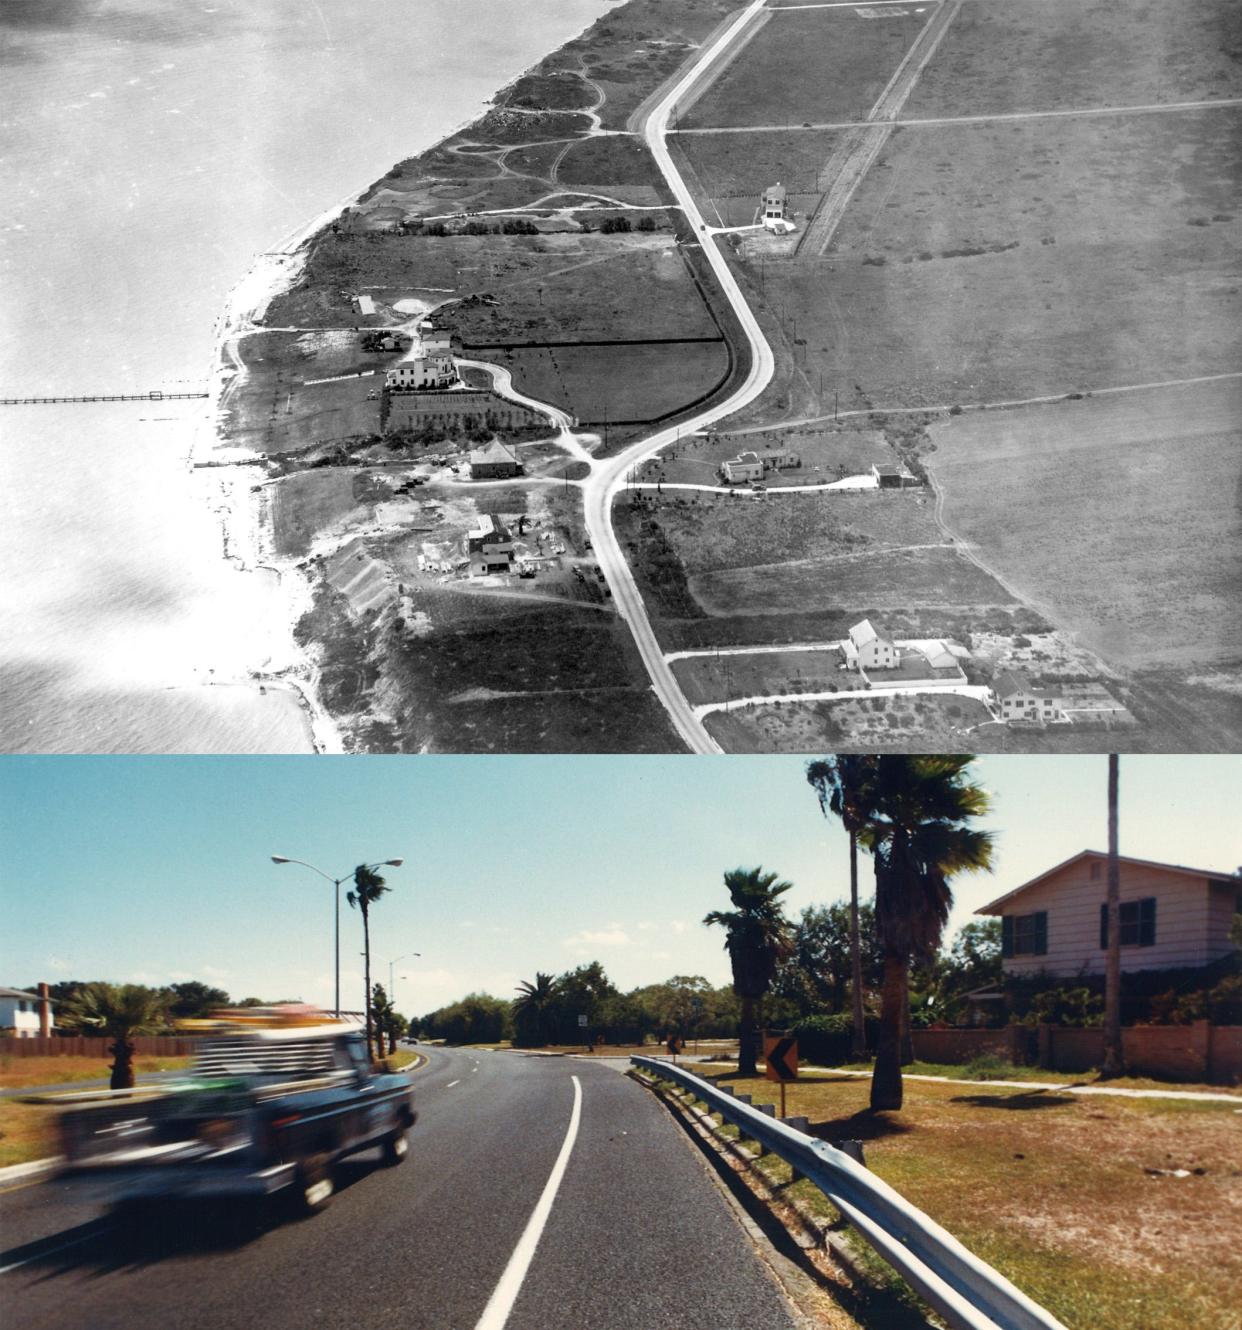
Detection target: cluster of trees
<box><xmin>415</xmin><ymin>966</ymin><xmax>740</xmax><ymax>1048</ymax></box>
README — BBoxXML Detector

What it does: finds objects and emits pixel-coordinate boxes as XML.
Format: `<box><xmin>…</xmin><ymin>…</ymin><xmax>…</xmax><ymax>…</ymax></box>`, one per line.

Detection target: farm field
<box><xmin>672</xmin><ymin>127</ymin><xmax>841</xmax><ymax>216</ymax></box>
<box><xmin>904</xmin><ymin>0</ymin><xmax>1242</xmax><ymax>118</ymax></box>
<box><xmin>504</xmin><ymin>340</ymin><xmax>730</xmax><ymax>424</ymax></box>
<box><xmin>749</xmin><ymin>106</ymin><xmax>1242</xmax><ymax>412</ymax></box>
<box><xmin>927</xmin><ymin>377</ymin><xmax>1242</xmax><ymax>670</ymax></box>
<box><xmin>679</xmin><ymin>6</ymin><xmax>928</xmax><ymax>128</ymax></box>
<box><xmin>671</xmin><ymin>647</ymin><xmax>846</xmax><ymax>706</ymax></box>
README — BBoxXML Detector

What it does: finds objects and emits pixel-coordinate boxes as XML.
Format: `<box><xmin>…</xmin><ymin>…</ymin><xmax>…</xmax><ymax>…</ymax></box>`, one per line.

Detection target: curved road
<box><xmin>581</xmin><ymin>0</ymin><xmax>777</xmax><ymax>755</ymax></box>
<box><xmin>1</xmin><ymin>1048</ymin><xmax>803</xmax><ymax>1330</ymax></box>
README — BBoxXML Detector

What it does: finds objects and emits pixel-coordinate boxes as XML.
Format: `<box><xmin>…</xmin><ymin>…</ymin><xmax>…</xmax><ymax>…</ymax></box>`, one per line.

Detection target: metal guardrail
<box><xmin>632</xmin><ymin>1057</ymin><xmax>1067</xmax><ymax>1330</ymax></box>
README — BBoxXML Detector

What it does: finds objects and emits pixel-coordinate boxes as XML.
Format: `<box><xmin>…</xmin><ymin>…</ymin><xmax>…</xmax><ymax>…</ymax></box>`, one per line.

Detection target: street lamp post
<box><xmin>271</xmin><ymin>856</ymin><xmax>404</xmax><ymax>1019</ymax></box>
<box><xmin>387</xmin><ymin>952</ymin><xmax>421</xmax><ymax>1011</ymax></box>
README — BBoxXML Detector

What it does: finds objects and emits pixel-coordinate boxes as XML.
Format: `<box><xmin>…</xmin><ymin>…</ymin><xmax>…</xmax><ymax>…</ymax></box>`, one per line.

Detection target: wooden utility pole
<box><xmin>1102</xmin><ymin>755</ymin><xmax>1123</xmax><ymax>1076</ymax></box>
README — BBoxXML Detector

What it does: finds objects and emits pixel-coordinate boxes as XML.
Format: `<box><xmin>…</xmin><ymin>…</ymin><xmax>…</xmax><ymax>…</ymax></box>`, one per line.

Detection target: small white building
<box><xmin>722</xmin><ymin>451</ymin><xmax>765</xmax><ymax>484</ymax></box>
<box><xmin>992</xmin><ymin>670</ymin><xmax>1061</xmax><ymax>724</ymax></box>
<box><xmin>760</xmin><ymin>182</ymin><xmax>788</xmax><ymax>229</ymax></box>
<box><xmin>386</xmin><ymin>321</ymin><xmax>460</xmax><ymax>392</ymax></box>
<box><xmin>844</xmin><ymin>619</ymin><xmax>899</xmax><ymax>671</ymax></box>
<box><xmin>465</xmin><ymin>515</ymin><xmax>515</xmax><ymax>576</ymax></box>
<box><xmin>0</xmin><ymin>985</ymin><xmax>52</xmax><ymax>1038</ymax></box>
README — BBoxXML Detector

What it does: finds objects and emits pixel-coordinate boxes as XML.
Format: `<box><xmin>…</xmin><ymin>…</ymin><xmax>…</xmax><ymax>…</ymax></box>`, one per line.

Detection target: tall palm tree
<box><xmin>61</xmin><ymin>983</ymin><xmax>167</xmax><ymax>1089</ymax></box>
<box><xmin>347</xmin><ymin>864</ymin><xmax>390</xmax><ymax>1060</ymax></box>
<box><xmin>807</xmin><ymin>756</ymin><xmax>877</xmax><ymax>1060</ymax></box>
<box><xmin>512</xmin><ymin>972</ymin><xmax>559</xmax><ymax>1048</ymax></box>
<box><xmin>704</xmin><ymin>867</ymin><xmax>794</xmax><ymax>1076</ymax></box>
<box><xmin>1101</xmin><ymin>755</ymin><xmax>1123</xmax><ymax>1076</ymax></box>
<box><xmin>858</xmin><ymin>756</ymin><xmax>994</xmax><ymax>1111</ymax></box>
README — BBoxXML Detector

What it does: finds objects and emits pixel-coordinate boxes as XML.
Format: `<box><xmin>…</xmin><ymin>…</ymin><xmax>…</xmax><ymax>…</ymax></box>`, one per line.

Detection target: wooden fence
<box><xmin>0</xmin><ymin>1035</ymin><xmax>201</xmax><ymax>1058</ymax></box>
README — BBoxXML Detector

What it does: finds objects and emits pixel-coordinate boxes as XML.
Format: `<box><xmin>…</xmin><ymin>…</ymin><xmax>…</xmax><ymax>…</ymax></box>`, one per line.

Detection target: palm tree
<box><xmin>347</xmin><ymin>864</ymin><xmax>390</xmax><ymax>1061</ymax></box>
<box><xmin>807</xmin><ymin>756</ymin><xmax>877</xmax><ymax>1060</ymax></box>
<box><xmin>61</xmin><ymin>983</ymin><xmax>167</xmax><ymax>1089</ymax></box>
<box><xmin>858</xmin><ymin>756</ymin><xmax>994</xmax><ymax>1111</ymax></box>
<box><xmin>512</xmin><ymin>972</ymin><xmax>558</xmax><ymax>1048</ymax></box>
<box><xmin>704</xmin><ymin>867</ymin><xmax>794</xmax><ymax>1076</ymax></box>
<box><xmin>1101</xmin><ymin>755</ymin><xmax>1123</xmax><ymax>1077</ymax></box>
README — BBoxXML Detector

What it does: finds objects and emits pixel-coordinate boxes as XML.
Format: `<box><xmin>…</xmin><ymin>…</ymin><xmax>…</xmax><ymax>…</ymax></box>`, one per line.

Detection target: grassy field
<box><xmin>270</xmin><ymin>469</ymin><xmax>368</xmax><ymax>557</ymax></box>
<box><xmin>748</xmin><ymin>106</ymin><xmax>1242</xmax><ymax>412</ymax></box>
<box><xmin>641</xmin><ymin>425</ymin><xmax>892</xmax><ymax>487</ymax></box>
<box><xmin>0</xmin><ymin>1056</ymin><xmax>192</xmax><ymax>1092</ymax></box>
<box><xmin>679</xmin><ymin>7</ymin><xmax>928</xmax><ymax>128</ymax></box>
<box><xmin>928</xmin><ymin>378</ymin><xmax>1242</xmax><ymax>670</ymax></box>
<box><xmin>904</xmin><ymin>0</ymin><xmax>1242</xmax><ymax>118</ymax></box>
<box><xmin>505</xmin><ymin>341</ymin><xmax>730</xmax><ymax>424</ymax></box>
<box><xmin>704</xmin><ymin>691</ymin><xmax>997</xmax><ymax>752</ymax></box>
<box><xmin>827</xmin><ymin>1060</ymin><xmax>1242</xmax><ymax>1097</ymax></box>
<box><xmin>671</xmin><ymin>648</ymin><xmax>846</xmax><ymax>705</ymax></box>
<box><xmin>664</xmin><ymin>1068</ymin><xmax>1242</xmax><ymax>1330</ymax></box>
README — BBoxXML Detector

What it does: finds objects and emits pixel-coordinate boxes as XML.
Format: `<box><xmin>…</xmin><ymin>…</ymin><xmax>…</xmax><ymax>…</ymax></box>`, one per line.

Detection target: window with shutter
<box><xmin>1033</xmin><ymin>911</ymin><xmax>1048</xmax><ymax>956</ymax></box>
<box><xmin>1002</xmin><ymin>914</ymin><xmax>1014</xmax><ymax>958</ymax></box>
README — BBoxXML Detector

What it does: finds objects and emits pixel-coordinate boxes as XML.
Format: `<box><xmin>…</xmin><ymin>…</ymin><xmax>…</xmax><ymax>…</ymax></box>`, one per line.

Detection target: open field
<box><xmin>673</xmin><ymin>1068</ymin><xmax>1242</xmax><ymax>1330</ymax></box>
<box><xmin>270</xmin><ymin>470</ymin><xmax>368</xmax><ymax>558</ymax></box>
<box><xmin>0</xmin><ymin>1056</ymin><xmax>192</xmax><ymax>1092</ymax></box>
<box><xmin>679</xmin><ymin>6</ymin><xmax>928</xmax><ymax>128</ymax></box>
<box><xmin>750</xmin><ymin>106</ymin><xmax>1242</xmax><ymax>411</ymax></box>
<box><xmin>705</xmin><ymin>691</ymin><xmax>997</xmax><ymax>752</ymax></box>
<box><xmin>904</xmin><ymin>0</ymin><xmax>1242</xmax><ymax>118</ymax></box>
<box><xmin>827</xmin><ymin>1061</ymin><xmax>1242</xmax><ymax>1098</ymax></box>
<box><xmin>504</xmin><ymin>340</ymin><xmax>730</xmax><ymax>424</ymax></box>
<box><xmin>928</xmin><ymin>377</ymin><xmax>1242</xmax><ymax>669</ymax></box>
<box><xmin>0</xmin><ymin>1101</ymin><xmax>55</xmax><ymax>1169</ymax></box>
<box><xmin>671</xmin><ymin>647</ymin><xmax>846</xmax><ymax>705</ymax></box>
<box><xmin>641</xmin><ymin>424</ymin><xmax>894</xmax><ymax>486</ymax></box>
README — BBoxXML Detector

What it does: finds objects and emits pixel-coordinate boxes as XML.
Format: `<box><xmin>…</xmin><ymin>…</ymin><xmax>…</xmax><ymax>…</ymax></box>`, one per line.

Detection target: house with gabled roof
<box><xmin>469</xmin><ymin>440</ymin><xmax>522</xmax><ymax>480</ymax></box>
<box><xmin>843</xmin><ymin>618</ymin><xmax>898</xmax><ymax>672</ymax></box>
<box><xmin>991</xmin><ymin>670</ymin><xmax>1061</xmax><ymax>724</ymax></box>
<box><xmin>975</xmin><ymin>851</ymin><xmax>1241</xmax><ymax>978</ymax></box>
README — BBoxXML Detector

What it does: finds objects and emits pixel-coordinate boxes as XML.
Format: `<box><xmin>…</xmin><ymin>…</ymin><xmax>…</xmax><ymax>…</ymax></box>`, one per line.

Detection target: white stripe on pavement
<box><xmin>473</xmin><ymin>1076</ymin><xmax>583</xmax><ymax>1330</ymax></box>
<box><xmin>447</xmin><ymin>1080</ymin><xmax>461</xmax><ymax>1089</ymax></box>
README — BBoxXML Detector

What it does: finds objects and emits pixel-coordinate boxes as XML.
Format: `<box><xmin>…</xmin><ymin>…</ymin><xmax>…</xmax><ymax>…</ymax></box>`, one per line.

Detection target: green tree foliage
<box><xmin>704</xmin><ymin>867</ymin><xmax>795</xmax><ymax>1076</ymax></box>
<box><xmin>163</xmin><ymin>981</ymin><xmax>231</xmax><ymax>1021</ymax></box>
<box><xmin>771</xmin><ymin>901</ymin><xmax>883</xmax><ymax>1019</ymax></box>
<box><xmin>60</xmin><ymin>983</ymin><xmax>168</xmax><ymax>1089</ymax></box>
<box><xmin>347</xmin><ymin>865</ymin><xmax>391</xmax><ymax>1061</ymax></box>
<box><xmin>418</xmin><ymin>993</ymin><xmax>511</xmax><ymax>1045</ymax></box>
<box><xmin>512</xmin><ymin>972</ymin><xmax>560</xmax><ymax>1048</ymax></box>
<box><xmin>858</xmin><ymin>756</ymin><xmax>994</xmax><ymax>1111</ymax></box>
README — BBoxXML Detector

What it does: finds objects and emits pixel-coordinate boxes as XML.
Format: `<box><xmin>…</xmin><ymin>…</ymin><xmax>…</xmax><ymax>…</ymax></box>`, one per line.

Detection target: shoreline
<box><xmin>200</xmin><ymin>17</ymin><xmax>618</xmax><ymax>755</ymax></box>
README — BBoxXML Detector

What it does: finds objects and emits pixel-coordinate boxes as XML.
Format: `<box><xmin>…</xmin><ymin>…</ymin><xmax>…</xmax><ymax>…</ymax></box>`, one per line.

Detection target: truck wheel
<box><xmin>293</xmin><ymin>1155</ymin><xmax>335</xmax><ymax>1215</ymax></box>
<box><xmin>381</xmin><ymin>1130</ymin><xmax>409</xmax><ymax>1166</ymax></box>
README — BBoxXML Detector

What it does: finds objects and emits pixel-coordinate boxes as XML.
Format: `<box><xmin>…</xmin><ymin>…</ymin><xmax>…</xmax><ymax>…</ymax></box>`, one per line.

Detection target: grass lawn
<box><xmin>904</xmin><ymin>0</ymin><xmax>1242</xmax><ymax>118</ymax></box>
<box><xmin>0</xmin><ymin>1101</ymin><xmax>57</xmax><ymax>1170</ymax></box>
<box><xmin>680</xmin><ymin>7</ymin><xmax>928</xmax><ymax>128</ymax></box>
<box><xmin>0</xmin><ymin>1055</ymin><xmax>192</xmax><ymax>1092</ymax></box>
<box><xmin>670</xmin><ymin>1068</ymin><xmax>1242</xmax><ymax>1330</ymax></box>
<box><xmin>672</xmin><ymin>648</ymin><xmax>846</xmax><ymax>705</ymax></box>
<box><xmin>927</xmin><ymin>378</ymin><xmax>1242</xmax><ymax>673</ymax></box>
<box><xmin>828</xmin><ymin>1060</ymin><xmax>1242</xmax><ymax>1097</ymax></box>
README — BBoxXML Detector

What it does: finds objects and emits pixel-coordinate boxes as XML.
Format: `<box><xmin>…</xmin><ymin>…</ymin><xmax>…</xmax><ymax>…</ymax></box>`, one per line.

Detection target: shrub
<box><xmin>791</xmin><ymin>1013</ymin><xmax>879</xmax><ymax>1065</ymax></box>
<box><xmin>962</xmin><ymin>1053</ymin><xmax>1020</xmax><ymax>1081</ymax></box>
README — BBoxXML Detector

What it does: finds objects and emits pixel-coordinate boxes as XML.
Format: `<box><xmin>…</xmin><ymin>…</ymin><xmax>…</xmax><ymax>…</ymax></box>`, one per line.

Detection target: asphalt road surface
<box><xmin>1</xmin><ymin>1048</ymin><xmax>803</xmax><ymax>1330</ymax></box>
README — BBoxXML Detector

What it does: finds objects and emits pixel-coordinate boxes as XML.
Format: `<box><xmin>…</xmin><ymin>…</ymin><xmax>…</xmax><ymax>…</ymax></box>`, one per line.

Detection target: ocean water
<box><xmin>0</xmin><ymin>0</ymin><xmax>613</xmax><ymax>753</ymax></box>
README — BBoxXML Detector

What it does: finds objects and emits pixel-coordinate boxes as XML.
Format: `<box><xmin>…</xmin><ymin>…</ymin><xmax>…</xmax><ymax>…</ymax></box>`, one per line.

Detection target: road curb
<box><xmin>0</xmin><ymin>1156</ymin><xmax>63</xmax><ymax>1188</ymax></box>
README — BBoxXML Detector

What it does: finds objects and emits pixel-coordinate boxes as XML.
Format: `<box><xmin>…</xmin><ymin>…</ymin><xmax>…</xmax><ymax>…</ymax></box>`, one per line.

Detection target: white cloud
<box><xmin>44</xmin><ymin>955</ymin><xmax>71</xmax><ymax>974</ymax></box>
<box><xmin>200</xmin><ymin>965</ymin><xmax>231</xmax><ymax>981</ymax></box>
<box><xmin>563</xmin><ymin>926</ymin><xmax>630</xmax><ymax>950</ymax></box>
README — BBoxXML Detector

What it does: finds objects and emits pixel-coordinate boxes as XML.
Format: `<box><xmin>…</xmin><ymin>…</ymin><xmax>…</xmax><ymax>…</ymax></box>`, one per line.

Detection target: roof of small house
<box><xmin>976</xmin><ymin>851</ymin><xmax>1236</xmax><ymax>915</ymax></box>
<box><xmin>764</xmin><ymin>182</ymin><xmax>787</xmax><ymax>201</ymax></box>
<box><xmin>872</xmin><ymin>463</ymin><xmax>904</xmax><ymax>478</ymax></box>
<box><xmin>0</xmin><ymin>986</ymin><xmax>54</xmax><ymax>1003</ymax></box>
<box><xmin>849</xmin><ymin>619</ymin><xmax>887</xmax><ymax>649</ymax></box>
<box><xmin>470</xmin><ymin>440</ymin><xmax>519</xmax><ymax>467</ymax></box>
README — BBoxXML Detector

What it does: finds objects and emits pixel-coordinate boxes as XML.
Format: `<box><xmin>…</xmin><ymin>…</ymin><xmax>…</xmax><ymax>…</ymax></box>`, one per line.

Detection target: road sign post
<box><xmin>763</xmin><ymin>1032</ymin><xmax>798</xmax><ymax>1117</ymax></box>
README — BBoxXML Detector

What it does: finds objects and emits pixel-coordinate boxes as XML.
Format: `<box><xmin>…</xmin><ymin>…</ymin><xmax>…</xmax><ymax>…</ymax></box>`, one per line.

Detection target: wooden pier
<box><xmin>1</xmin><ymin>391</ymin><xmax>209</xmax><ymax>405</ymax></box>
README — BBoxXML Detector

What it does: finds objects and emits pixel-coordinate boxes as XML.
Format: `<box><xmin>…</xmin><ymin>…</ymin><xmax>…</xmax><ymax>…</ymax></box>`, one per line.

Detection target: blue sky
<box><xmin>1</xmin><ymin>755</ymin><xmax>1238</xmax><ymax>1014</ymax></box>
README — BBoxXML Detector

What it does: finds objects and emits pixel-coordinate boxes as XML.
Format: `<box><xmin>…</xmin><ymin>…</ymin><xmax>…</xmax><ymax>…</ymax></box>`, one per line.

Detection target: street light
<box><xmin>271</xmin><ymin>856</ymin><xmax>404</xmax><ymax>1018</ymax></box>
<box><xmin>387</xmin><ymin>952</ymin><xmax>421</xmax><ymax>1010</ymax></box>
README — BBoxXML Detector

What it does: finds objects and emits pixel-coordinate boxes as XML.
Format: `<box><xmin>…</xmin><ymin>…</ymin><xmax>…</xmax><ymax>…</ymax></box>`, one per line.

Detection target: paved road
<box><xmin>2</xmin><ymin>1048</ymin><xmax>802</xmax><ymax>1330</ymax></box>
<box><xmin>580</xmin><ymin>0</ymin><xmax>778</xmax><ymax>756</ymax></box>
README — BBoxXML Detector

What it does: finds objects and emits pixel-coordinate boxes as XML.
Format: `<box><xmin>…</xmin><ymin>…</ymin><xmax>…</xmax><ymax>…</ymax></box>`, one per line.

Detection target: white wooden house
<box><xmin>976</xmin><ymin>851</ymin><xmax>1241</xmax><ymax>977</ymax></box>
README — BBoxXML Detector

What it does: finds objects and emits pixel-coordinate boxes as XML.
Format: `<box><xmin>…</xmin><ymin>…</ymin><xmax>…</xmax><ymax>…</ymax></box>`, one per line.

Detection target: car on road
<box><xmin>57</xmin><ymin>1008</ymin><xmax>416</xmax><ymax>1219</ymax></box>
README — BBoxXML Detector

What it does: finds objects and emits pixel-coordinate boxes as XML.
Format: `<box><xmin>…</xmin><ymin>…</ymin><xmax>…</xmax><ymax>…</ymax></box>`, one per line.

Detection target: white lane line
<box><xmin>0</xmin><ymin>1231</ymin><xmax>100</xmax><ymax>1275</ymax></box>
<box><xmin>473</xmin><ymin>1076</ymin><xmax>583</xmax><ymax>1330</ymax></box>
<box><xmin>447</xmin><ymin>1080</ymin><xmax>461</xmax><ymax>1089</ymax></box>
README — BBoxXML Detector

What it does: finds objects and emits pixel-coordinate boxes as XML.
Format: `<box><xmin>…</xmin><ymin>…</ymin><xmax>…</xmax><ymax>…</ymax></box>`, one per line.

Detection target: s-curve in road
<box><xmin>2</xmin><ymin>1047</ymin><xmax>804</xmax><ymax>1330</ymax></box>
<box><xmin>581</xmin><ymin>0</ymin><xmax>777</xmax><ymax>755</ymax></box>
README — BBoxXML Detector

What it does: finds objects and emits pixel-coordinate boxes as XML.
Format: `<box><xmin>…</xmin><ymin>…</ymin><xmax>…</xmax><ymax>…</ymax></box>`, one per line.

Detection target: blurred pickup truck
<box><xmin>57</xmin><ymin>1014</ymin><xmax>416</xmax><ymax>1216</ymax></box>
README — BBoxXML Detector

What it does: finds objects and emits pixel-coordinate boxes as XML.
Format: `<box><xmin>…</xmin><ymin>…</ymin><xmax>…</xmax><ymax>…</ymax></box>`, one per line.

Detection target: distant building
<box><xmin>760</xmin><ymin>182</ymin><xmax>788</xmax><ymax>229</ymax></box>
<box><xmin>844</xmin><ymin>619</ymin><xmax>899</xmax><ymax>671</ymax></box>
<box><xmin>0</xmin><ymin>984</ymin><xmax>52</xmax><ymax>1038</ymax></box>
<box><xmin>722</xmin><ymin>451</ymin><xmax>765</xmax><ymax>484</ymax></box>
<box><xmin>386</xmin><ymin>321</ymin><xmax>461</xmax><ymax>392</ymax></box>
<box><xmin>465</xmin><ymin>515</ymin><xmax>515</xmax><ymax>575</ymax></box>
<box><xmin>992</xmin><ymin>670</ymin><xmax>1061</xmax><ymax>724</ymax></box>
<box><xmin>469</xmin><ymin>440</ymin><xmax>522</xmax><ymax>480</ymax></box>
<box><xmin>871</xmin><ymin>462</ymin><xmax>917</xmax><ymax>488</ymax></box>
<box><xmin>355</xmin><ymin>295</ymin><xmax>376</xmax><ymax>317</ymax></box>
<box><xmin>761</xmin><ymin>449</ymin><xmax>800</xmax><ymax>471</ymax></box>
<box><xmin>976</xmin><ymin>851</ymin><xmax>1241</xmax><ymax>978</ymax></box>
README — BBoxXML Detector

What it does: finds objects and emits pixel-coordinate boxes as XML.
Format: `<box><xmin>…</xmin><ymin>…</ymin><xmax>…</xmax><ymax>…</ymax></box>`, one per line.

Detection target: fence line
<box><xmin>632</xmin><ymin>1056</ymin><xmax>1066</xmax><ymax>1330</ymax></box>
